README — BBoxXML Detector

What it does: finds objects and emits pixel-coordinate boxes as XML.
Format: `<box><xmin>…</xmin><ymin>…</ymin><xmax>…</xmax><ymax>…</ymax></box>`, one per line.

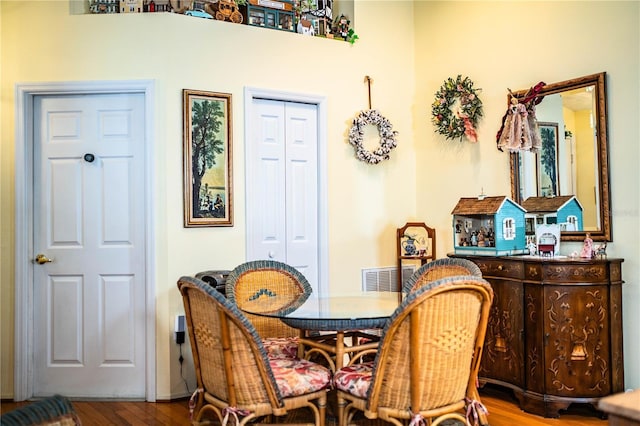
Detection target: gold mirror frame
<box><xmin>509</xmin><ymin>72</ymin><xmax>611</xmax><ymax>242</ymax></box>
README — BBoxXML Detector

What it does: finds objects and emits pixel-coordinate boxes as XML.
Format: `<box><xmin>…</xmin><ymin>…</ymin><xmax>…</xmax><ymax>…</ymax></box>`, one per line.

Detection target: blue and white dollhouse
<box><xmin>521</xmin><ymin>195</ymin><xmax>583</xmax><ymax>236</ymax></box>
<box><xmin>451</xmin><ymin>195</ymin><xmax>527</xmax><ymax>256</ymax></box>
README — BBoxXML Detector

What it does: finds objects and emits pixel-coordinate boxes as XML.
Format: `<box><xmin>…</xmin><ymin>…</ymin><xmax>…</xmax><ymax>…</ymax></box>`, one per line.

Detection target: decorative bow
<box><xmin>408</xmin><ymin>413</ymin><xmax>426</xmax><ymax>426</ymax></box>
<box><xmin>221</xmin><ymin>406</ymin><xmax>251</xmax><ymax>426</ymax></box>
<box><xmin>188</xmin><ymin>388</ymin><xmax>204</xmax><ymax>420</ymax></box>
<box><xmin>465</xmin><ymin>398</ymin><xmax>489</xmax><ymax>426</ymax></box>
<box><xmin>459</xmin><ymin>112</ymin><xmax>478</xmax><ymax>143</ymax></box>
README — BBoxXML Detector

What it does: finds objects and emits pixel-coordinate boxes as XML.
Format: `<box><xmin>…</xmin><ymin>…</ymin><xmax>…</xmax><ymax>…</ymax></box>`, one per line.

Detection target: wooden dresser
<box><xmin>450</xmin><ymin>254</ymin><xmax>625</xmax><ymax>418</ymax></box>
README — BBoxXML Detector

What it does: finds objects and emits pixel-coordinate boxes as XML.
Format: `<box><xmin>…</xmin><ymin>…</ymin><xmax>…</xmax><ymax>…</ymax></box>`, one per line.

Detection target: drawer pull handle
<box><xmin>497</xmin><ymin>265</ymin><xmax>504</xmax><ymax>271</ymax></box>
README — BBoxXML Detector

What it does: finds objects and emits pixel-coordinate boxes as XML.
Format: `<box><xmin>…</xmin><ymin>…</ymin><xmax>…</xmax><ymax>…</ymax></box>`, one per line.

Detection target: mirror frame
<box><xmin>509</xmin><ymin>72</ymin><xmax>611</xmax><ymax>242</ymax></box>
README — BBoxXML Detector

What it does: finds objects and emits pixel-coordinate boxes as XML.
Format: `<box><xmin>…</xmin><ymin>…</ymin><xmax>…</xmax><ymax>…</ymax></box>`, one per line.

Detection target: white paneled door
<box><xmin>246</xmin><ymin>99</ymin><xmax>319</xmax><ymax>291</ymax></box>
<box><xmin>32</xmin><ymin>94</ymin><xmax>146</xmax><ymax>398</ymax></box>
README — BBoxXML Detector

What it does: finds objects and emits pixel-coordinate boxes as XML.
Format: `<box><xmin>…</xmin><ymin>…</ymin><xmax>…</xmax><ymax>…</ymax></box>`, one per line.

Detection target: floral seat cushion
<box><xmin>269</xmin><ymin>357</ymin><xmax>331</xmax><ymax>397</ymax></box>
<box><xmin>263</xmin><ymin>336</ymin><xmax>299</xmax><ymax>359</ymax></box>
<box><xmin>332</xmin><ymin>361</ymin><xmax>374</xmax><ymax>398</ymax></box>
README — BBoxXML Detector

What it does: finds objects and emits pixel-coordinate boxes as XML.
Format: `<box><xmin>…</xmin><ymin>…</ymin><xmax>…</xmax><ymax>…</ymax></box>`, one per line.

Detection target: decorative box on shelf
<box><xmin>298</xmin><ymin>0</ymin><xmax>333</xmax><ymax>36</ymax></box>
<box><xmin>451</xmin><ymin>195</ymin><xmax>527</xmax><ymax>256</ymax></box>
<box><xmin>242</xmin><ymin>0</ymin><xmax>295</xmax><ymax>32</ymax></box>
<box><xmin>90</xmin><ymin>0</ymin><xmax>119</xmax><ymax>13</ymax></box>
<box><xmin>119</xmin><ymin>0</ymin><xmax>143</xmax><ymax>13</ymax></box>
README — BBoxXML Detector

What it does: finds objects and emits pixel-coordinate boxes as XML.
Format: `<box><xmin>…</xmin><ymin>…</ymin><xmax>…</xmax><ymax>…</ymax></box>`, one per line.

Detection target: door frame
<box><xmin>243</xmin><ymin>87</ymin><xmax>329</xmax><ymax>297</ymax></box>
<box><xmin>14</xmin><ymin>80</ymin><xmax>157</xmax><ymax>401</ymax></box>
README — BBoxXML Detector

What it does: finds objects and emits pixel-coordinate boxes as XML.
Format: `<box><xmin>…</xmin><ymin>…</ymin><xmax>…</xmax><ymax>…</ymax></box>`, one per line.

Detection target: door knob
<box><xmin>84</xmin><ymin>153</ymin><xmax>95</xmax><ymax>163</ymax></box>
<box><xmin>268</xmin><ymin>251</ymin><xmax>275</xmax><ymax>259</ymax></box>
<box><xmin>35</xmin><ymin>254</ymin><xmax>54</xmax><ymax>264</ymax></box>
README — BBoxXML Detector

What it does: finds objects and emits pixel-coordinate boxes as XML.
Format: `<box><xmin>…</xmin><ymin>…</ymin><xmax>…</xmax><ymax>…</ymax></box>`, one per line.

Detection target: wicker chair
<box><xmin>0</xmin><ymin>395</ymin><xmax>81</xmax><ymax>425</ymax></box>
<box><xmin>334</xmin><ymin>275</ymin><xmax>494</xmax><ymax>426</ymax></box>
<box><xmin>402</xmin><ymin>257</ymin><xmax>482</xmax><ymax>293</ymax></box>
<box><xmin>178</xmin><ymin>276</ymin><xmax>330</xmax><ymax>426</ymax></box>
<box><xmin>226</xmin><ymin>260</ymin><xmax>312</xmax><ymax>359</ymax></box>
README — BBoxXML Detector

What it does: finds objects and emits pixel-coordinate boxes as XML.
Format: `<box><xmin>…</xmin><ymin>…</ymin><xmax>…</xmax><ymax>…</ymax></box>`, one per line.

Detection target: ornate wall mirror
<box><xmin>509</xmin><ymin>72</ymin><xmax>611</xmax><ymax>242</ymax></box>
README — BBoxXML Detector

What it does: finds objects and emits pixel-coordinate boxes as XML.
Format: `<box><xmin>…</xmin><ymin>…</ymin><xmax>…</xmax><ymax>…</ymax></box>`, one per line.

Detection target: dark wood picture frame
<box><xmin>537</xmin><ymin>121</ymin><xmax>559</xmax><ymax>197</ymax></box>
<box><xmin>183</xmin><ymin>89</ymin><xmax>233</xmax><ymax>227</ymax></box>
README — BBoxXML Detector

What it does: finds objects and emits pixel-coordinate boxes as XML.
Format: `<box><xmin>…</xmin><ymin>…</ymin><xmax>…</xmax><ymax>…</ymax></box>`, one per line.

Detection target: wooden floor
<box><xmin>1</xmin><ymin>385</ymin><xmax>607</xmax><ymax>425</ymax></box>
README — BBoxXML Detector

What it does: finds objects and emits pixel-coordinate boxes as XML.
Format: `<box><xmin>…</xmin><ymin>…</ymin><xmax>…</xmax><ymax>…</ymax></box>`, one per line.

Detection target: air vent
<box><xmin>362</xmin><ymin>266</ymin><xmax>416</xmax><ymax>292</ymax></box>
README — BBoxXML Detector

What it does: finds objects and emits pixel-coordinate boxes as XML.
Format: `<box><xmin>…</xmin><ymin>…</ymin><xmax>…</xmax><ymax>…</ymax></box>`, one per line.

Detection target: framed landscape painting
<box><xmin>537</xmin><ymin>121</ymin><xmax>559</xmax><ymax>197</ymax></box>
<box><xmin>183</xmin><ymin>89</ymin><xmax>233</xmax><ymax>227</ymax></box>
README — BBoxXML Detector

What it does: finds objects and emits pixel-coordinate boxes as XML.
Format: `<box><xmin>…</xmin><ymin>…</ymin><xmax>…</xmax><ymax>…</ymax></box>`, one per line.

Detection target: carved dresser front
<box><xmin>450</xmin><ymin>254</ymin><xmax>624</xmax><ymax>418</ymax></box>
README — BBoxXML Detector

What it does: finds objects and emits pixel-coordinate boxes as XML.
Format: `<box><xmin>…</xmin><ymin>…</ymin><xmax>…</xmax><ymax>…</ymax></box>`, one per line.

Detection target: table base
<box><xmin>299</xmin><ymin>330</ymin><xmax>381</xmax><ymax>371</ymax></box>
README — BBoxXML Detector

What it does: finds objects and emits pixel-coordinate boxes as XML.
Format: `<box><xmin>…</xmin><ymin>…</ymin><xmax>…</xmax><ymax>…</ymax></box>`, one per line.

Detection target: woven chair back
<box><xmin>0</xmin><ymin>395</ymin><xmax>81</xmax><ymax>425</ymax></box>
<box><xmin>178</xmin><ymin>276</ymin><xmax>281</xmax><ymax>409</ymax></box>
<box><xmin>402</xmin><ymin>258</ymin><xmax>482</xmax><ymax>293</ymax></box>
<box><xmin>367</xmin><ymin>275</ymin><xmax>493</xmax><ymax>417</ymax></box>
<box><xmin>226</xmin><ymin>260</ymin><xmax>312</xmax><ymax>339</ymax></box>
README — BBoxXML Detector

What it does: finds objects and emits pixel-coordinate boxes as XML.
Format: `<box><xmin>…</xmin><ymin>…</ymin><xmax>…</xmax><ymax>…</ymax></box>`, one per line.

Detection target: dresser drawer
<box><xmin>542</xmin><ymin>263</ymin><xmax>609</xmax><ymax>283</ymax></box>
<box><xmin>474</xmin><ymin>259</ymin><xmax>523</xmax><ymax>279</ymax></box>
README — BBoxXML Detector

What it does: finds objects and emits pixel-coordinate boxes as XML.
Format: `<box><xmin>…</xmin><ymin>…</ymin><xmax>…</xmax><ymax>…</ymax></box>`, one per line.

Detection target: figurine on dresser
<box><xmin>527</xmin><ymin>237</ymin><xmax>537</xmax><ymax>256</ymax></box>
<box><xmin>580</xmin><ymin>232</ymin><xmax>594</xmax><ymax>258</ymax></box>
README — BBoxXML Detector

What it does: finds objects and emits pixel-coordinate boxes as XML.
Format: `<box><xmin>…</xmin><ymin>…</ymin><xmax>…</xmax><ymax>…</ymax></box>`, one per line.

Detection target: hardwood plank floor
<box><xmin>1</xmin><ymin>385</ymin><xmax>607</xmax><ymax>425</ymax></box>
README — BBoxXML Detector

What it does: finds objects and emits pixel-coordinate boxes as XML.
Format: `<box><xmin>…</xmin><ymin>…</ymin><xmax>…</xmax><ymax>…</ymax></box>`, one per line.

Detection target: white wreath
<box><xmin>348</xmin><ymin>109</ymin><xmax>398</xmax><ymax>164</ymax></box>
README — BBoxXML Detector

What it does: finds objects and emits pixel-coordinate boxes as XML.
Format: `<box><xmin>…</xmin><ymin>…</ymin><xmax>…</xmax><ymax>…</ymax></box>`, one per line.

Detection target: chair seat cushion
<box><xmin>333</xmin><ymin>361</ymin><xmax>374</xmax><ymax>398</ymax></box>
<box><xmin>263</xmin><ymin>336</ymin><xmax>299</xmax><ymax>359</ymax></box>
<box><xmin>269</xmin><ymin>357</ymin><xmax>331</xmax><ymax>397</ymax></box>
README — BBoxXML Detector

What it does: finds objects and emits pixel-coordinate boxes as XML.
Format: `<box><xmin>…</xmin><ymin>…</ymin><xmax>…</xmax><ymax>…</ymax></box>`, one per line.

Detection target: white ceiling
<box><xmin>560</xmin><ymin>89</ymin><xmax>593</xmax><ymax>111</ymax></box>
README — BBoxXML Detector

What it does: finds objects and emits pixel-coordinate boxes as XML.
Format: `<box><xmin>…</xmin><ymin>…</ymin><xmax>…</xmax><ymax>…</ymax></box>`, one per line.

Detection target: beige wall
<box><xmin>1</xmin><ymin>0</ymin><xmax>638</xmax><ymax>399</ymax></box>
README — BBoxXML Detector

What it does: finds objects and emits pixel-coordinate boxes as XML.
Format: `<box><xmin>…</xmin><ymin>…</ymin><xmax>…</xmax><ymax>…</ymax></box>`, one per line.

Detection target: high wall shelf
<box><xmin>396</xmin><ymin>222</ymin><xmax>436</xmax><ymax>291</ymax></box>
<box><xmin>80</xmin><ymin>0</ymin><xmax>356</xmax><ymax>41</ymax></box>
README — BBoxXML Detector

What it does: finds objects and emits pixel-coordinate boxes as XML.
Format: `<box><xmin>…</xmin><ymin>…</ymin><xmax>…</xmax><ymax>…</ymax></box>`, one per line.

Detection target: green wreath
<box><xmin>431</xmin><ymin>75</ymin><xmax>483</xmax><ymax>142</ymax></box>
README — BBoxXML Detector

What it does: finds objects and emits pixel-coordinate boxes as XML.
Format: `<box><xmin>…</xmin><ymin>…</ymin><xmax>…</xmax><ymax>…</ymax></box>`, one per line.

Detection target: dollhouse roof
<box><xmin>451</xmin><ymin>196</ymin><xmax>525</xmax><ymax>215</ymax></box>
<box><xmin>521</xmin><ymin>195</ymin><xmax>583</xmax><ymax>213</ymax></box>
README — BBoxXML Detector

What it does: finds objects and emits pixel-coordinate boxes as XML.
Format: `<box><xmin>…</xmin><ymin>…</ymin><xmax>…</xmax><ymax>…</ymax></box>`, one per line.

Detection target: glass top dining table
<box><xmin>242</xmin><ymin>291</ymin><xmax>403</xmax><ymax>371</ymax></box>
<box><xmin>242</xmin><ymin>291</ymin><xmax>403</xmax><ymax>331</ymax></box>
